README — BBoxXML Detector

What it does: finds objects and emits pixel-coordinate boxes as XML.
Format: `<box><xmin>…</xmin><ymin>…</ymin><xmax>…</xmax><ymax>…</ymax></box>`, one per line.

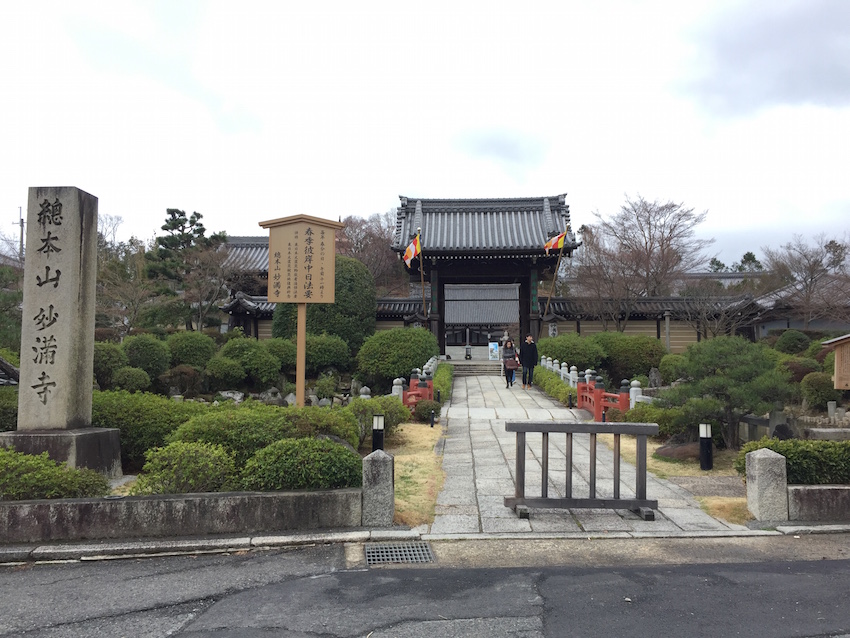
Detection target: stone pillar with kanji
<box><xmin>0</xmin><ymin>187</ymin><xmax>121</xmax><ymax>477</ymax></box>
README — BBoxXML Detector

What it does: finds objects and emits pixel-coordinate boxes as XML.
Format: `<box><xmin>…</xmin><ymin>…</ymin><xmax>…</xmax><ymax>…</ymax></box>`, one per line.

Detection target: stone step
<box><xmin>448</xmin><ymin>361</ymin><xmax>503</xmax><ymax>377</ymax></box>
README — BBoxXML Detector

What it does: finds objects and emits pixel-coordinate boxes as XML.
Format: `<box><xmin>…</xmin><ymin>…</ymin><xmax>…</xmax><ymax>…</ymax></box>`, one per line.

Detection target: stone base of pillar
<box><xmin>0</xmin><ymin>428</ymin><xmax>122</xmax><ymax>479</ymax></box>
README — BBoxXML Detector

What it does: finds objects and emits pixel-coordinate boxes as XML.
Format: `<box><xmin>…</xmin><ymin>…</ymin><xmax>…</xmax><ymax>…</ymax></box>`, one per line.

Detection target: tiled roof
<box><xmin>544</xmin><ymin>296</ymin><xmax>755</xmax><ymax>319</ymax></box>
<box><xmin>220</xmin><ymin>292</ymin><xmax>277</xmax><ymax>316</ymax></box>
<box><xmin>224</xmin><ymin>236</ymin><xmax>271</xmax><ymax>273</ymax></box>
<box><xmin>391</xmin><ymin>195</ymin><xmax>579</xmax><ymax>257</ymax></box>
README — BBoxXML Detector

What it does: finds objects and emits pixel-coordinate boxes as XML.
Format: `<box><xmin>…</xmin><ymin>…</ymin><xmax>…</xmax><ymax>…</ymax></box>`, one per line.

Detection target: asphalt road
<box><xmin>2</xmin><ymin>535</ymin><xmax>850</xmax><ymax>637</ymax></box>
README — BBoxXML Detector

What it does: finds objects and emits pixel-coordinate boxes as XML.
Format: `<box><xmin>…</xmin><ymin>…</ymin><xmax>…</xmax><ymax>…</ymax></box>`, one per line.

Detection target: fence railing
<box><xmin>538</xmin><ymin>358</ymin><xmax>655</xmax><ymax>410</ymax></box>
<box><xmin>504</xmin><ymin>421</ymin><xmax>659</xmax><ymax>521</ymax></box>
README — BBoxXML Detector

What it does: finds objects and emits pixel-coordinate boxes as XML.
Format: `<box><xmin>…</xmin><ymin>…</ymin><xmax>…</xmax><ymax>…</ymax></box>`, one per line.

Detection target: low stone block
<box><xmin>362</xmin><ymin>450</ymin><xmax>394</xmax><ymax>527</ymax></box>
<box><xmin>746</xmin><ymin>448</ymin><xmax>788</xmax><ymax>521</ymax></box>
<box><xmin>804</xmin><ymin>428</ymin><xmax>850</xmax><ymax>441</ymax></box>
<box><xmin>788</xmin><ymin>485</ymin><xmax>850</xmax><ymax>522</ymax></box>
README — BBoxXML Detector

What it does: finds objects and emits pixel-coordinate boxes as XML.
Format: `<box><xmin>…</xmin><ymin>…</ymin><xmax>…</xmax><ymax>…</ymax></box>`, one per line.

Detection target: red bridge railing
<box><xmin>576</xmin><ymin>377</ymin><xmax>630</xmax><ymax>421</ymax></box>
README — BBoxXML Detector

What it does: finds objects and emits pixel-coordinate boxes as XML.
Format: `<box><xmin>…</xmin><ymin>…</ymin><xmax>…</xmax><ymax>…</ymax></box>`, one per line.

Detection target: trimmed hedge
<box><xmin>130</xmin><ymin>441</ymin><xmax>237</xmax><ymax>495</ymax></box>
<box><xmin>241</xmin><ymin>438</ymin><xmax>362</xmax><ymax>491</ymax></box>
<box><xmin>590</xmin><ymin>332</ymin><xmax>666</xmax><ymax>384</ymax></box>
<box><xmin>413</xmin><ymin>399</ymin><xmax>441</xmax><ymax>423</ymax></box>
<box><xmin>432</xmin><ymin>363</ymin><xmax>453</xmax><ymax>403</ymax></box>
<box><xmin>533</xmin><ymin>366</ymin><xmax>577</xmax><ymax>407</ymax></box>
<box><xmin>169</xmin><ymin>403</ymin><xmax>359</xmax><ymax>467</ymax></box>
<box><xmin>774</xmin><ymin>329</ymin><xmax>811</xmax><ymax>355</ymax></box>
<box><xmin>735</xmin><ymin>437</ymin><xmax>850</xmax><ymax>485</ymax></box>
<box><xmin>0</xmin><ymin>448</ymin><xmax>110</xmax><ymax>500</ymax></box>
<box><xmin>91</xmin><ymin>390</ymin><xmax>208</xmax><ymax>472</ymax></box>
<box><xmin>658</xmin><ymin>353</ymin><xmax>687</xmax><ymax>385</ymax></box>
<box><xmin>626</xmin><ymin>402</ymin><xmax>689</xmax><ymax>439</ymax></box>
<box><xmin>204</xmin><ymin>355</ymin><xmax>246</xmax><ymax>390</ymax></box>
<box><xmin>219</xmin><ymin>337</ymin><xmax>281</xmax><ymax>388</ymax></box>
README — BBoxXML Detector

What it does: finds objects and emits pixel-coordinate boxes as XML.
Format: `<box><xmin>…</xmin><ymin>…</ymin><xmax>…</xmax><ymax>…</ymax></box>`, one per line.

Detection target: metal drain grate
<box><xmin>364</xmin><ymin>541</ymin><xmax>435</xmax><ymax>565</ymax></box>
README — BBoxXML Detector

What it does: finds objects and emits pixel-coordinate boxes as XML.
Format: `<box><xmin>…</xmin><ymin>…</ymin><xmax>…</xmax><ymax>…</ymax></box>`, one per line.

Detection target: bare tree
<box><xmin>339</xmin><ymin>211</ymin><xmax>407</xmax><ymax>296</ymax></box>
<box><xmin>762</xmin><ymin>233</ymin><xmax>850</xmax><ymax>329</ymax></box>
<box><xmin>571</xmin><ymin>196</ymin><xmax>713</xmax><ymax>330</ymax></box>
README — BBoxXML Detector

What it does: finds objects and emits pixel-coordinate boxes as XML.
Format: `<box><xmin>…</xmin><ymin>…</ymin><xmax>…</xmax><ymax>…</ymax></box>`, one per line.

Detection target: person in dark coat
<box><xmin>502</xmin><ymin>339</ymin><xmax>518</xmax><ymax>388</ymax></box>
<box><xmin>519</xmin><ymin>333</ymin><xmax>538</xmax><ymax>389</ymax></box>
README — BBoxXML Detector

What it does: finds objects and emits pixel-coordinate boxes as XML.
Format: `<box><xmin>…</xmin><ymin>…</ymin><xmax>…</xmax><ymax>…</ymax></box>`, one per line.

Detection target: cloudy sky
<box><xmin>2</xmin><ymin>0</ymin><xmax>848</xmax><ymax>266</ymax></box>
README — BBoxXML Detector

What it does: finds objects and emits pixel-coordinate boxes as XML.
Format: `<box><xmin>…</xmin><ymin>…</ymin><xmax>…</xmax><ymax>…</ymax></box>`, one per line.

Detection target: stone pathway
<box><xmin>424</xmin><ymin>375</ymin><xmax>753</xmax><ymax>538</ymax></box>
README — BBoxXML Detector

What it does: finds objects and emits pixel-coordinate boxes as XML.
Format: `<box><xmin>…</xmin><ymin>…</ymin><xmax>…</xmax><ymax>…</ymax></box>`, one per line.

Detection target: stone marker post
<box><xmin>0</xmin><ymin>187</ymin><xmax>121</xmax><ymax>477</ymax></box>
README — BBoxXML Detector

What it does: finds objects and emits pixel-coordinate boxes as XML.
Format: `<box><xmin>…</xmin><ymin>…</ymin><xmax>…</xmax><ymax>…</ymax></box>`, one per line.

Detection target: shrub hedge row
<box><xmin>735</xmin><ymin>437</ymin><xmax>850</xmax><ymax>485</ymax></box>
<box><xmin>0</xmin><ymin>448</ymin><xmax>110</xmax><ymax>500</ymax></box>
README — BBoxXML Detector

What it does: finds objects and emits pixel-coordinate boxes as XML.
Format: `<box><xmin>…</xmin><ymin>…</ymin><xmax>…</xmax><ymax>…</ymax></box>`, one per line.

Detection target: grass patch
<box><xmin>385</xmin><ymin>423</ymin><xmax>445</xmax><ymax>527</ymax></box>
<box><xmin>697</xmin><ymin>496</ymin><xmax>752</xmax><ymax>526</ymax></box>
<box><xmin>597</xmin><ymin>434</ymin><xmax>739</xmax><ymax>479</ymax></box>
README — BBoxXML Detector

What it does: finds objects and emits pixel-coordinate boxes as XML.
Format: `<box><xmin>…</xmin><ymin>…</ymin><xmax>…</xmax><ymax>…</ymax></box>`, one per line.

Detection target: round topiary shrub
<box><xmin>775</xmin><ymin>329</ymin><xmax>811</xmax><ymax>355</ymax></box>
<box><xmin>167</xmin><ymin>331</ymin><xmax>218</xmax><ymax>368</ymax></box>
<box><xmin>306</xmin><ymin>333</ymin><xmax>352</xmax><ymax>374</ymax></box>
<box><xmin>204</xmin><ymin>355</ymin><xmax>246</xmax><ymax>390</ymax></box>
<box><xmin>413</xmin><ymin>399</ymin><xmax>441</xmax><ymax>423</ymax></box>
<box><xmin>659</xmin><ymin>353</ymin><xmax>687</xmax><ymax>385</ymax></box>
<box><xmin>160</xmin><ymin>364</ymin><xmax>203</xmax><ymax>397</ymax></box>
<box><xmin>800</xmin><ymin>372</ymin><xmax>842</xmax><ymax>411</ymax></box>
<box><xmin>130</xmin><ymin>441</ymin><xmax>237</xmax><ymax>495</ymax></box>
<box><xmin>356</xmin><ymin>327</ymin><xmax>439</xmax><ymax>393</ymax></box>
<box><xmin>112</xmin><ymin>366</ymin><xmax>151</xmax><ymax>392</ymax></box>
<box><xmin>241</xmin><ymin>438</ymin><xmax>362</xmax><ymax>491</ymax></box>
<box><xmin>93</xmin><ymin>342</ymin><xmax>129</xmax><ymax>389</ymax></box>
<box><xmin>0</xmin><ymin>448</ymin><xmax>110</xmax><ymax>500</ymax></box>
<box><xmin>781</xmin><ymin>357</ymin><xmax>821</xmax><ymax>383</ymax></box>
<box><xmin>122</xmin><ymin>334</ymin><xmax>171</xmax><ymax>380</ymax></box>
<box><xmin>313</xmin><ymin>372</ymin><xmax>337</xmax><ymax>400</ymax></box>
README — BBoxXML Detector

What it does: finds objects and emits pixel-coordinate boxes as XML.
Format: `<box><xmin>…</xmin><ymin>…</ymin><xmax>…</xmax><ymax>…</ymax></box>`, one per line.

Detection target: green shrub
<box><xmin>537</xmin><ymin>333</ymin><xmax>605</xmax><ymax>373</ymax></box>
<box><xmin>356</xmin><ymin>328</ymin><xmax>439</xmax><ymax>393</ymax></box>
<box><xmin>313</xmin><ymin>373</ymin><xmax>337</xmax><ymax>400</ymax></box>
<box><xmin>169</xmin><ymin>403</ymin><xmax>359</xmax><ymax>467</ymax></box>
<box><xmin>659</xmin><ymin>353</ymin><xmax>687</xmax><ymax>384</ymax></box>
<box><xmin>800</xmin><ymin>372</ymin><xmax>842</xmax><ymax>410</ymax></box>
<box><xmin>112</xmin><ymin>366</ymin><xmax>151</xmax><ymax>392</ymax></box>
<box><xmin>625</xmin><ymin>402</ymin><xmax>688</xmax><ymax>439</ymax></box>
<box><xmin>774</xmin><ymin>329</ymin><xmax>811</xmax><ymax>355</ymax></box>
<box><xmin>93</xmin><ymin>342</ymin><xmax>129</xmax><ymax>389</ymax></box>
<box><xmin>823</xmin><ymin>350</ymin><xmax>836</xmax><ymax>375</ymax></box>
<box><xmin>204</xmin><ymin>355</ymin><xmax>246</xmax><ymax>390</ymax></box>
<box><xmin>219</xmin><ymin>337</ymin><xmax>281</xmax><ymax>387</ymax></box>
<box><xmin>735</xmin><ymin>437</ymin><xmax>850</xmax><ymax>484</ymax></box>
<box><xmin>130</xmin><ymin>441</ymin><xmax>237</xmax><ymax>495</ymax></box>
<box><xmin>264</xmin><ymin>338</ymin><xmax>296</xmax><ymax>371</ymax></box>
<box><xmin>0</xmin><ymin>386</ymin><xmax>18</xmax><ymax>432</ymax></box>
<box><xmin>91</xmin><ymin>390</ymin><xmax>208</xmax><ymax>471</ymax></box>
<box><xmin>432</xmin><ymin>363</ymin><xmax>453</xmax><ymax>403</ymax></box>
<box><xmin>167</xmin><ymin>331</ymin><xmax>218</xmax><ymax>368</ymax></box>
<box><xmin>122</xmin><ymin>334</ymin><xmax>171</xmax><ymax>380</ymax></box>
<box><xmin>590</xmin><ymin>332</ymin><xmax>666</xmax><ymax>384</ymax></box>
<box><xmin>0</xmin><ymin>347</ymin><xmax>20</xmax><ymax>367</ymax></box>
<box><xmin>0</xmin><ymin>448</ymin><xmax>110</xmax><ymax>500</ymax></box>
<box><xmin>306</xmin><ymin>333</ymin><xmax>352</xmax><ymax>374</ymax></box>
<box><xmin>345</xmin><ymin>396</ymin><xmax>410</xmax><ymax>445</ymax></box>
<box><xmin>241</xmin><ymin>438</ymin><xmax>362</xmax><ymax>491</ymax></box>
<box><xmin>413</xmin><ymin>399</ymin><xmax>441</xmax><ymax>423</ymax></box>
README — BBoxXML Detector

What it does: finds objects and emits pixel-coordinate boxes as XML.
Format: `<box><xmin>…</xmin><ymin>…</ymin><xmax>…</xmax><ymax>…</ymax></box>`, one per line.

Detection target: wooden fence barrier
<box><xmin>504</xmin><ymin>421</ymin><xmax>659</xmax><ymax>521</ymax></box>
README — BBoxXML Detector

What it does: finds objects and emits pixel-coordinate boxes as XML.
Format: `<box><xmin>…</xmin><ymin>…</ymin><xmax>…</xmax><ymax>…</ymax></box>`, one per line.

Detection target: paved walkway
<box><xmin>424</xmin><ymin>375</ymin><xmax>754</xmax><ymax>538</ymax></box>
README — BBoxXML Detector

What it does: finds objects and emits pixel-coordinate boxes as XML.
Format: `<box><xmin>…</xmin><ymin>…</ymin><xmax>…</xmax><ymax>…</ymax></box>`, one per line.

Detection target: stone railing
<box><xmin>538</xmin><ymin>358</ymin><xmax>655</xmax><ymax>410</ymax></box>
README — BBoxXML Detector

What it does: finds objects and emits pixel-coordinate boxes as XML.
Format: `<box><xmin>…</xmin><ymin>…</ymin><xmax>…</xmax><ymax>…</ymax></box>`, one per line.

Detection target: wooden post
<box><xmin>296</xmin><ymin>303</ymin><xmax>307</xmax><ymax>407</ymax></box>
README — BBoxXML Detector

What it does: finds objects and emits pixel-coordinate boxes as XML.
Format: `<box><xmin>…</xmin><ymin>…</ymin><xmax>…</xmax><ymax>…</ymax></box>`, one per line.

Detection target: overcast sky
<box><xmin>2</xmin><ymin>0</ymin><xmax>848</xmax><ymax>266</ymax></box>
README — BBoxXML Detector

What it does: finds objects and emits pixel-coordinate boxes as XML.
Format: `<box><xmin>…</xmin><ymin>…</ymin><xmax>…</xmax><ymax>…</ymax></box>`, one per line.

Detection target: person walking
<box><xmin>502</xmin><ymin>339</ymin><xmax>518</xmax><ymax>388</ymax></box>
<box><xmin>519</xmin><ymin>333</ymin><xmax>538</xmax><ymax>389</ymax></box>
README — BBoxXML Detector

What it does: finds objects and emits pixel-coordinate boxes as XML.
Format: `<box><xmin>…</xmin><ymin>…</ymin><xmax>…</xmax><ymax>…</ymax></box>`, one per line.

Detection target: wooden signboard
<box><xmin>259</xmin><ymin>215</ymin><xmax>344</xmax><ymax>406</ymax></box>
<box><xmin>835</xmin><ymin>342</ymin><xmax>850</xmax><ymax>390</ymax></box>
